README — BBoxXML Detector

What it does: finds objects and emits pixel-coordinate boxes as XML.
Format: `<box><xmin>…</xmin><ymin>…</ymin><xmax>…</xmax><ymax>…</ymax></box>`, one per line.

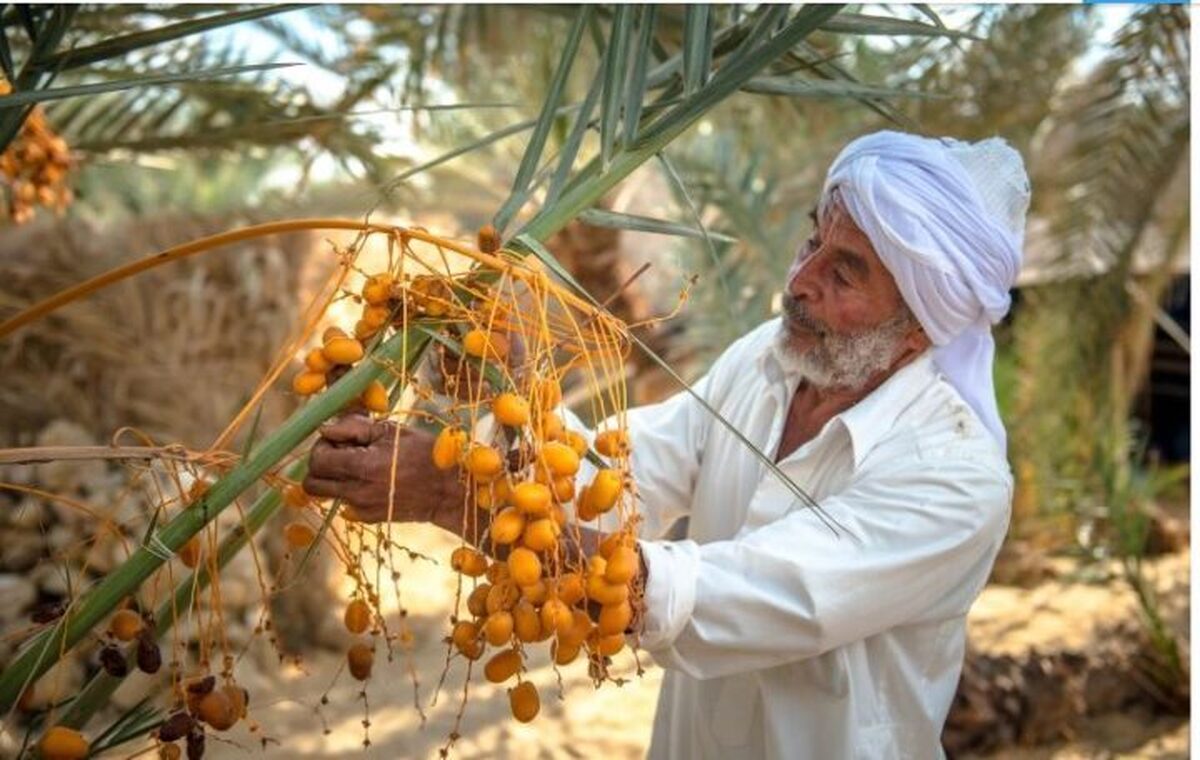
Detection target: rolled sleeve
<box><xmin>635</xmin><ymin>538</ymin><xmax>701</xmax><ymax>653</ymax></box>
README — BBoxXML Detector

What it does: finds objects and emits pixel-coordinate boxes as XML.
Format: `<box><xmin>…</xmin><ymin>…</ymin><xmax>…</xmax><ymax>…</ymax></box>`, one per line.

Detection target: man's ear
<box><xmin>904</xmin><ymin>320</ymin><xmax>932</xmax><ymax>354</ymax></box>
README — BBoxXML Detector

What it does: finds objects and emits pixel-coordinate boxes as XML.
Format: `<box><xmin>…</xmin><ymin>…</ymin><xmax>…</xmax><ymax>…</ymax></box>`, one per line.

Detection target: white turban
<box><xmin>822</xmin><ymin>130</ymin><xmax>1030</xmax><ymax>449</ymax></box>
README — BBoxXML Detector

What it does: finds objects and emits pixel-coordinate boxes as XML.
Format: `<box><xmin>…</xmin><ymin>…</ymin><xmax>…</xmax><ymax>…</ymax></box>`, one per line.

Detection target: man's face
<box><xmin>778</xmin><ymin>193</ymin><xmax>922</xmax><ymax>390</ymax></box>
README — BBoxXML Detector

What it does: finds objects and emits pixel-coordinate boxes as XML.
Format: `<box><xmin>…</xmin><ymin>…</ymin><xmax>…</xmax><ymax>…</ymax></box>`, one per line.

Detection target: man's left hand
<box><xmin>303</xmin><ymin>414</ymin><xmax>464</xmax><ymax>529</ymax></box>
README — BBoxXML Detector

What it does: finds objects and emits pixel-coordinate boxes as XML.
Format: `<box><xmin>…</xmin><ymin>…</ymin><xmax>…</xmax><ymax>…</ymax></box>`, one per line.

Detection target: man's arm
<box><xmin>303</xmin><ymin>415</ymin><xmax>619</xmax><ymax>565</ymax></box>
<box><xmin>635</xmin><ymin>457</ymin><xmax>1011</xmax><ymax>680</ymax></box>
<box><xmin>303</xmin><ymin>414</ymin><xmax>649</xmax><ymax>630</ymax></box>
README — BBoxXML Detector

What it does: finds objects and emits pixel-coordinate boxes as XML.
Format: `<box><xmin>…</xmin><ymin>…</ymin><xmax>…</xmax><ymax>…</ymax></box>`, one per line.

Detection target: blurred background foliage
<box><xmin>1</xmin><ymin>0</ymin><xmax>1188</xmax><ymax>580</ymax></box>
<box><xmin>0</xmin><ymin>3</ymin><xmax>1189</xmax><ymax>753</ymax></box>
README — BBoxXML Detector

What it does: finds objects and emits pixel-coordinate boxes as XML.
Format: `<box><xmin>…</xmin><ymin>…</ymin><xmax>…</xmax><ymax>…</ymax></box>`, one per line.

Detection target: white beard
<box><xmin>775</xmin><ymin>311</ymin><xmax>914</xmax><ymax>392</ymax></box>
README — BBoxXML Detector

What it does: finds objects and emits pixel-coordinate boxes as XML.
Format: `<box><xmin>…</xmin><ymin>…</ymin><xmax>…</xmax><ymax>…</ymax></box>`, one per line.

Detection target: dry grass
<box><xmin>0</xmin><ymin>212</ymin><xmax>324</xmax><ymax>448</ymax></box>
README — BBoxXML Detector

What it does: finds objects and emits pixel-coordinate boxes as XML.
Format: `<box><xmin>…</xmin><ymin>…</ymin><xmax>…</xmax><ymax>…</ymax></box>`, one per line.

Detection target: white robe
<box><xmin>591</xmin><ymin>319</ymin><xmax>1011</xmax><ymax>759</ymax></box>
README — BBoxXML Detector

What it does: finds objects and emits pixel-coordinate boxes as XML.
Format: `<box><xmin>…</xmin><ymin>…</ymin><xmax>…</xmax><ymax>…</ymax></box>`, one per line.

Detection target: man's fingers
<box><xmin>507</xmin><ymin>331</ymin><xmax>527</xmax><ymax>371</ymax></box>
<box><xmin>366</xmin><ymin>419</ymin><xmax>403</xmax><ymax>444</ymax></box>
<box><xmin>309</xmin><ymin>440</ymin><xmax>373</xmax><ymax>480</ymax></box>
<box><xmin>340</xmin><ymin>504</ymin><xmax>370</xmax><ymax>523</ymax></box>
<box><xmin>301</xmin><ymin>474</ymin><xmax>355</xmax><ymax>500</ymax></box>
<box><xmin>319</xmin><ymin>414</ymin><xmax>375</xmax><ymax>445</ymax></box>
<box><xmin>302</xmin><ymin>479</ymin><xmax>383</xmax><ymax>522</ymax></box>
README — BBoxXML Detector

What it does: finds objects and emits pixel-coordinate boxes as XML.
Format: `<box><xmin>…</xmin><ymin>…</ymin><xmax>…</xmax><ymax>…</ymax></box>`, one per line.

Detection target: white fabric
<box><xmin>822</xmin><ymin>130</ymin><xmax>1030</xmax><ymax>448</ymax></box>
<box><xmin>580</xmin><ymin>319</ymin><xmax>1011</xmax><ymax>759</ymax></box>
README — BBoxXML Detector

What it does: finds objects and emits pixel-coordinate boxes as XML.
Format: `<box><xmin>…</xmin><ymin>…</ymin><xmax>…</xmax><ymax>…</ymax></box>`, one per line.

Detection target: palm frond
<box><xmin>1040</xmin><ymin>6</ymin><xmax>1189</xmax><ymax>275</ymax></box>
<box><xmin>742</xmin><ymin>75</ymin><xmax>944</xmax><ymax>100</ymax></box>
<box><xmin>819</xmin><ymin>12</ymin><xmax>981</xmax><ymax>40</ymax></box>
<box><xmin>0</xmin><ymin>61</ymin><xmax>297</xmax><ymax>107</ymax></box>
<box><xmin>38</xmin><ymin>5</ymin><xmax>307</xmax><ymax>72</ymax></box>
<box><xmin>575</xmin><ymin>207</ymin><xmax>737</xmax><ymax>243</ymax></box>
<box><xmin>516</xmin><ymin>5</ymin><xmax>845</xmax><ymax>242</ymax></box>
<box><xmin>493</xmin><ymin>6</ymin><xmax>590</xmax><ymax>233</ymax></box>
<box><xmin>0</xmin><ymin>18</ymin><xmax>14</xmax><ymax>81</ymax></box>
<box><xmin>88</xmin><ymin>697</ymin><xmax>162</xmax><ymax>754</ymax></box>
<box><xmin>599</xmin><ymin>5</ymin><xmax>635</xmax><ymax>169</ymax></box>
<box><xmin>546</xmin><ymin>67</ymin><xmax>604</xmax><ymax>207</ymax></box>
<box><xmin>622</xmin><ymin>5</ymin><xmax>658</xmax><ymax>147</ymax></box>
<box><xmin>682</xmin><ymin>5</ymin><xmax>712</xmax><ymax>94</ymax></box>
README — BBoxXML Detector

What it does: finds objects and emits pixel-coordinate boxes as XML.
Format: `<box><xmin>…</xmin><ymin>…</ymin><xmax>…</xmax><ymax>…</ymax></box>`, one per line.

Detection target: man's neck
<box><xmin>774</xmin><ymin>348</ymin><xmax>925</xmax><ymax>463</ymax></box>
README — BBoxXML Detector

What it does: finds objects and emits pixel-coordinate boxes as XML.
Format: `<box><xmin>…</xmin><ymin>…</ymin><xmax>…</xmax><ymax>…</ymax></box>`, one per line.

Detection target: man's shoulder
<box><xmin>878</xmin><ymin>374</ymin><xmax>1012</xmax><ymax>480</ymax></box>
<box><xmin>849</xmin><ymin>378</ymin><xmax>1013</xmax><ymax>537</ymax></box>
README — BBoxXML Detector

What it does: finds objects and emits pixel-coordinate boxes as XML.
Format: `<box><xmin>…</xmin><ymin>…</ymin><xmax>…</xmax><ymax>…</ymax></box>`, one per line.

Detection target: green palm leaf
<box><xmin>0</xmin><ymin>61</ymin><xmax>298</xmax><ymax>108</ymax></box>
<box><xmin>820</xmin><ymin>12</ymin><xmax>981</xmax><ymax>40</ymax></box>
<box><xmin>547</xmin><ymin>67</ymin><xmax>605</xmax><ymax>206</ymax></box>
<box><xmin>599</xmin><ymin>5</ymin><xmax>635</xmax><ymax>169</ymax></box>
<box><xmin>38</xmin><ymin>5</ymin><xmax>309</xmax><ymax>72</ymax></box>
<box><xmin>576</xmin><ymin>207</ymin><xmax>738</xmax><ymax>243</ymax></box>
<box><xmin>622</xmin><ymin>5</ymin><xmax>658</xmax><ymax>146</ymax></box>
<box><xmin>493</xmin><ymin>6</ymin><xmax>590</xmax><ymax>233</ymax></box>
<box><xmin>682</xmin><ymin>5</ymin><xmax>712</xmax><ymax>94</ymax></box>
<box><xmin>516</xmin><ymin>5</ymin><xmax>845</xmax><ymax>242</ymax></box>
<box><xmin>742</xmin><ymin>75</ymin><xmax>943</xmax><ymax>100</ymax></box>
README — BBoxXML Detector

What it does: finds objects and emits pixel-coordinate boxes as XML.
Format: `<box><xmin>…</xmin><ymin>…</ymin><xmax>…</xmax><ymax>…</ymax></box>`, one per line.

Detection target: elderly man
<box><xmin>304</xmin><ymin>130</ymin><xmax>1030</xmax><ymax>758</ymax></box>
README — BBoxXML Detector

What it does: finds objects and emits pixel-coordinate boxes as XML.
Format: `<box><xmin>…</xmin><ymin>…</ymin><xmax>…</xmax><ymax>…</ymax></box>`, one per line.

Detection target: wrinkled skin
<box><xmin>781</xmin><ymin>193</ymin><xmax>924</xmax><ymax>357</ymax></box>
<box><xmin>772</xmin><ymin>194</ymin><xmax>931</xmax><ymax>459</ymax></box>
<box><xmin>303</xmin><ymin>415</ymin><xmax>464</xmax><ymax>530</ymax></box>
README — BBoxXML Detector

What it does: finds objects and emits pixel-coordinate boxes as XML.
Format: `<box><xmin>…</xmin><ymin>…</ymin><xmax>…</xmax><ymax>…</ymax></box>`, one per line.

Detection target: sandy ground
<box><xmin>194</xmin><ymin>526</ymin><xmax>1188</xmax><ymax>760</ymax></box>
<box><xmin>205</xmin><ymin>524</ymin><xmax>662</xmax><ymax>759</ymax></box>
<box><xmin>974</xmin><ymin>715</ymin><xmax>1189</xmax><ymax>760</ymax></box>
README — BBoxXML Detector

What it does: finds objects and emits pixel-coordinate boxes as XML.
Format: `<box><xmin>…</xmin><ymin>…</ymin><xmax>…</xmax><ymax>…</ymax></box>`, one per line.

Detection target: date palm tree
<box><xmin>1008</xmin><ymin>5</ymin><xmax>1189</xmax><ymax>699</ymax></box>
<box><xmin>0</xmin><ymin>5</ymin><xmax>976</xmax><ymax>753</ymax></box>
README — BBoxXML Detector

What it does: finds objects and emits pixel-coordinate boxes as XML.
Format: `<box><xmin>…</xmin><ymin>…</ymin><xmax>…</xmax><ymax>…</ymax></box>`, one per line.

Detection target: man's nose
<box><xmin>786</xmin><ymin>255</ymin><xmax>819</xmax><ymax>302</ymax></box>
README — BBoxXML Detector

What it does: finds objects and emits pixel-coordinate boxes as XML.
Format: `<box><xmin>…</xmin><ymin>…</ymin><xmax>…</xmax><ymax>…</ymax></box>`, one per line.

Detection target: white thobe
<box><xmin>607</xmin><ymin>318</ymin><xmax>1011</xmax><ymax>759</ymax></box>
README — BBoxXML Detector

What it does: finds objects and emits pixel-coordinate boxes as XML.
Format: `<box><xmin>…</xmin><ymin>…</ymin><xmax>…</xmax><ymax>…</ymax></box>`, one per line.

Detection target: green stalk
<box><xmin>516</xmin><ymin>5</ymin><xmax>842</xmax><ymax>242</ymax></box>
<box><xmin>55</xmin><ymin>461</ymin><xmax>305</xmax><ymax>730</ymax></box>
<box><xmin>0</xmin><ymin>329</ymin><xmax>430</xmax><ymax>713</ymax></box>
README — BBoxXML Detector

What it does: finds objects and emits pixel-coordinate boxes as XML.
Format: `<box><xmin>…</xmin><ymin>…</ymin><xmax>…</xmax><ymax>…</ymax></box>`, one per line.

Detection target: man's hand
<box><xmin>303</xmin><ymin>414</ymin><xmax>465</xmax><ymax>530</ymax></box>
<box><xmin>434</xmin><ymin>329</ymin><xmax>528</xmax><ymax>401</ymax></box>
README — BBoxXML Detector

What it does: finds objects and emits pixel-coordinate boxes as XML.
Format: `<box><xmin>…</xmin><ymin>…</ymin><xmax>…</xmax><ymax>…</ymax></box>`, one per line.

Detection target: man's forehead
<box><xmin>817</xmin><ymin>186</ymin><xmax>846</xmax><ymax>220</ymax></box>
<box><xmin>815</xmin><ymin>192</ymin><xmax>874</xmax><ymax>250</ymax></box>
<box><xmin>808</xmin><ymin>191</ymin><xmax>909</xmax><ymax>302</ymax></box>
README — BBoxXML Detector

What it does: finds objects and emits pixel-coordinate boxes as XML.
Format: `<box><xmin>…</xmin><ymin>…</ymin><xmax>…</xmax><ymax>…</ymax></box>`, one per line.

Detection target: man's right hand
<box><xmin>302</xmin><ymin>414</ymin><xmax>465</xmax><ymax>531</ymax></box>
<box><xmin>433</xmin><ymin>329</ymin><xmax>528</xmax><ymax>401</ymax></box>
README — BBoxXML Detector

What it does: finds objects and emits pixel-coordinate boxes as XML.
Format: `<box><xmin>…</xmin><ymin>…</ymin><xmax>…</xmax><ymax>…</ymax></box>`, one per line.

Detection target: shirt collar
<box><xmin>836</xmin><ymin>351</ymin><xmax>935</xmax><ymax>469</ymax></box>
<box><xmin>756</xmin><ymin>319</ymin><xmax>937</xmax><ymax>470</ymax></box>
